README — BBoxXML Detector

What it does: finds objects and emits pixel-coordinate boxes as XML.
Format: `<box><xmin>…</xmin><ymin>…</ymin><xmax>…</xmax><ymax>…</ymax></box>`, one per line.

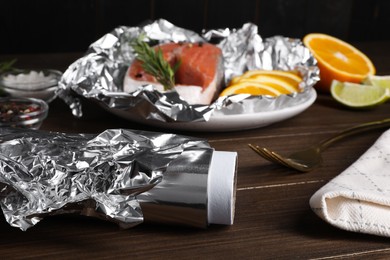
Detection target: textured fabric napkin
<box><xmin>310</xmin><ymin>128</ymin><xmax>390</xmax><ymax>237</ymax></box>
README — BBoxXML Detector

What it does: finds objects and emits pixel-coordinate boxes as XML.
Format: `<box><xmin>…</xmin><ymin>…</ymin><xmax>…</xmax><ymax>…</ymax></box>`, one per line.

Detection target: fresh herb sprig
<box><xmin>130</xmin><ymin>36</ymin><xmax>180</xmax><ymax>91</ymax></box>
<box><xmin>0</xmin><ymin>59</ymin><xmax>17</xmax><ymax>73</ymax></box>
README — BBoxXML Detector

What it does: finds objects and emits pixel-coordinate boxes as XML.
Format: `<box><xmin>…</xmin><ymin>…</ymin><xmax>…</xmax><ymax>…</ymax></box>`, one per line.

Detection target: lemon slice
<box><xmin>235</xmin><ymin>75</ymin><xmax>298</xmax><ymax>94</ymax></box>
<box><xmin>225</xmin><ymin>70</ymin><xmax>302</xmax><ymax>97</ymax></box>
<box><xmin>330</xmin><ymin>80</ymin><xmax>389</xmax><ymax>108</ymax></box>
<box><xmin>230</xmin><ymin>70</ymin><xmax>302</xmax><ymax>85</ymax></box>
<box><xmin>220</xmin><ymin>81</ymin><xmax>282</xmax><ymax>96</ymax></box>
<box><xmin>363</xmin><ymin>75</ymin><xmax>390</xmax><ymax>92</ymax></box>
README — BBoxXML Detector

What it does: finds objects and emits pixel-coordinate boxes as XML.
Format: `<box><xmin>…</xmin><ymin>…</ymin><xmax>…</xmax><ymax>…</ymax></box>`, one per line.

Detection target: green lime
<box><xmin>330</xmin><ymin>80</ymin><xmax>389</xmax><ymax>108</ymax></box>
<box><xmin>363</xmin><ymin>75</ymin><xmax>390</xmax><ymax>92</ymax></box>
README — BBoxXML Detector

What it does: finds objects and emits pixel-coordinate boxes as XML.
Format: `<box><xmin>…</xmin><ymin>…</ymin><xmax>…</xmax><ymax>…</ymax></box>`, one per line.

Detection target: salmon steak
<box><xmin>123</xmin><ymin>42</ymin><xmax>224</xmax><ymax>105</ymax></box>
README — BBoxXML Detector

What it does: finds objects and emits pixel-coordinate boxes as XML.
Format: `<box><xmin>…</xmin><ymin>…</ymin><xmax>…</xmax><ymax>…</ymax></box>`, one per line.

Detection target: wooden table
<box><xmin>1</xmin><ymin>41</ymin><xmax>390</xmax><ymax>259</ymax></box>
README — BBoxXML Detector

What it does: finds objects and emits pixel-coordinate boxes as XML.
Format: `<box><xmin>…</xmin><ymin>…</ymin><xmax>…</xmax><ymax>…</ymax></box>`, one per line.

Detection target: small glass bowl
<box><xmin>0</xmin><ymin>69</ymin><xmax>62</xmax><ymax>103</ymax></box>
<box><xmin>0</xmin><ymin>97</ymin><xmax>49</xmax><ymax>129</ymax></box>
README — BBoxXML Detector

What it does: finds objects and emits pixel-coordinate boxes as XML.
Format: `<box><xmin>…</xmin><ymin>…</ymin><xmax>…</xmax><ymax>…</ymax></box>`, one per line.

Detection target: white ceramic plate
<box><xmin>106</xmin><ymin>88</ymin><xmax>317</xmax><ymax>132</ymax></box>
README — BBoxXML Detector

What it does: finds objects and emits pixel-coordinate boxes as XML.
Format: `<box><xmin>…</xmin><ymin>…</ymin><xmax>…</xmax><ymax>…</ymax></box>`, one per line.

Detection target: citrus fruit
<box><xmin>221</xmin><ymin>70</ymin><xmax>301</xmax><ymax>97</ymax></box>
<box><xmin>220</xmin><ymin>81</ymin><xmax>282</xmax><ymax>96</ymax></box>
<box><xmin>363</xmin><ymin>75</ymin><xmax>390</xmax><ymax>92</ymax></box>
<box><xmin>303</xmin><ymin>33</ymin><xmax>376</xmax><ymax>93</ymax></box>
<box><xmin>234</xmin><ymin>75</ymin><xmax>297</xmax><ymax>94</ymax></box>
<box><xmin>230</xmin><ymin>70</ymin><xmax>302</xmax><ymax>85</ymax></box>
<box><xmin>330</xmin><ymin>80</ymin><xmax>389</xmax><ymax>108</ymax></box>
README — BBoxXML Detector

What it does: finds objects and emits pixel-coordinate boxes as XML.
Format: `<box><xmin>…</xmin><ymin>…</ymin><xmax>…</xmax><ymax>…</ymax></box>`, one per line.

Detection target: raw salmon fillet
<box><xmin>123</xmin><ymin>42</ymin><xmax>224</xmax><ymax>105</ymax></box>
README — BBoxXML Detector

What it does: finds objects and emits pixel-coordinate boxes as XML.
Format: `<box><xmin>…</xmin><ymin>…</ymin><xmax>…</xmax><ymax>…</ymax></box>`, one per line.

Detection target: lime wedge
<box><xmin>363</xmin><ymin>75</ymin><xmax>390</xmax><ymax>92</ymax></box>
<box><xmin>330</xmin><ymin>80</ymin><xmax>389</xmax><ymax>108</ymax></box>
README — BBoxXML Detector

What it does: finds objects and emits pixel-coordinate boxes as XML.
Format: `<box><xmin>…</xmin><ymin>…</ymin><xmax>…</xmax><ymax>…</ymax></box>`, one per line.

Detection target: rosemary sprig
<box><xmin>130</xmin><ymin>36</ymin><xmax>180</xmax><ymax>91</ymax></box>
<box><xmin>0</xmin><ymin>59</ymin><xmax>17</xmax><ymax>73</ymax></box>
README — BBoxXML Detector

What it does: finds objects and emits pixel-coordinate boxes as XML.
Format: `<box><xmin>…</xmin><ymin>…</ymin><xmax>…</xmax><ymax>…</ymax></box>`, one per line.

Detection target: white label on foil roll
<box><xmin>207</xmin><ymin>151</ymin><xmax>238</xmax><ymax>225</ymax></box>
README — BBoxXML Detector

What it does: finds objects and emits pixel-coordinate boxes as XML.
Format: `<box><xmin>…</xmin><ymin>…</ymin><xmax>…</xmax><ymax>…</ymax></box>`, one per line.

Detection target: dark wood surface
<box><xmin>1</xmin><ymin>41</ymin><xmax>390</xmax><ymax>259</ymax></box>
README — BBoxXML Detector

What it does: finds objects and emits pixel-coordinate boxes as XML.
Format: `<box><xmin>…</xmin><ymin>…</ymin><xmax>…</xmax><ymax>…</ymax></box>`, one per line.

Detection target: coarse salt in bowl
<box><xmin>0</xmin><ymin>97</ymin><xmax>49</xmax><ymax>129</ymax></box>
<box><xmin>0</xmin><ymin>69</ymin><xmax>62</xmax><ymax>103</ymax></box>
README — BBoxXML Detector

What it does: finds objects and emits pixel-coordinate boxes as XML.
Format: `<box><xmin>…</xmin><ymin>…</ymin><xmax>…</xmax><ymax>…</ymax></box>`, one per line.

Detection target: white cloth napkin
<box><xmin>310</xmin><ymin>128</ymin><xmax>390</xmax><ymax>237</ymax></box>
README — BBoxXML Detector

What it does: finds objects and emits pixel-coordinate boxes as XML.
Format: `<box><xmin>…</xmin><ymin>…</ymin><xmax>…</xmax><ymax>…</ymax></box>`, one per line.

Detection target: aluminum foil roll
<box><xmin>0</xmin><ymin>127</ymin><xmax>237</xmax><ymax>230</ymax></box>
<box><xmin>57</xmin><ymin>19</ymin><xmax>319</xmax><ymax>123</ymax></box>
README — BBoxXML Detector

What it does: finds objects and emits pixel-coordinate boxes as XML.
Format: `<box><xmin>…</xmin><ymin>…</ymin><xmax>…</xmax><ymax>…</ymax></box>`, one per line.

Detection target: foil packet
<box><xmin>0</xmin><ymin>127</ymin><xmax>237</xmax><ymax>230</ymax></box>
<box><xmin>57</xmin><ymin>19</ymin><xmax>319</xmax><ymax>123</ymax></box>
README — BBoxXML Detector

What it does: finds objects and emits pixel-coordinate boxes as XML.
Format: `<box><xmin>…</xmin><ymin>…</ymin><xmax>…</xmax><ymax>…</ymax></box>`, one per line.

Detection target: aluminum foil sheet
<box><xmin>57</xmin><ymin>19</ymin><xmax>319</xmax><ymax>123</ymax></box>
<box><xmin>0</xmin><ymin>127</ymin><xmax>213</xmax><ymax>230</ymax></box>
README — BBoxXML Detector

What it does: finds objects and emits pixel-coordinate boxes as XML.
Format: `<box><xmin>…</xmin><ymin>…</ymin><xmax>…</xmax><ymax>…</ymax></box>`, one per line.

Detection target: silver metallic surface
<box><xmin>138</xmin><ymin>148</ymin><xmax>213</xmax><ymax>228</ymax></box>
<box><xmin>0</xmin><ymin>127</ymin><xmax>213</xmax><ymax>230</ymax></box>
<box><xmin>58</xmin><ymin>19</ymin><xmax>319</xmax><ymax>123</ymax></box>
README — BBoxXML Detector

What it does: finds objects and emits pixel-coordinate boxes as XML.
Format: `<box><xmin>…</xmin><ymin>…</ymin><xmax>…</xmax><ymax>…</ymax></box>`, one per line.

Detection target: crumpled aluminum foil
<box><xmin>0</xmin><ymin>127</ymin><xmax>213</xmax><ymax>230</ymax></box>
<box><xmin>57</xmin><ymin>19</ymin><xmax>319</xmax><ymax>123</ymax></box>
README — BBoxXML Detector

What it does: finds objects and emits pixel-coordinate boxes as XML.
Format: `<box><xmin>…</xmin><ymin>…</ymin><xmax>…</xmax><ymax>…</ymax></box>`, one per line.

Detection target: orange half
<box><xmin>303</xmin><ymin>33</ymin><xmax>375</xmax><ymax>93</ymax></box>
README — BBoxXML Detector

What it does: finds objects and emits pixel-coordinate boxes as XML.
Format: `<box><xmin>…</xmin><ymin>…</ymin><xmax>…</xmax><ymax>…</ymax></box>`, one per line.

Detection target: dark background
<box><xmin>1</xmin><ymin>0</ymin><xmax>389</xmax><ymax>54</ymax></box>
